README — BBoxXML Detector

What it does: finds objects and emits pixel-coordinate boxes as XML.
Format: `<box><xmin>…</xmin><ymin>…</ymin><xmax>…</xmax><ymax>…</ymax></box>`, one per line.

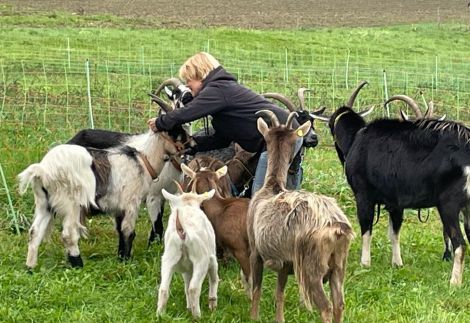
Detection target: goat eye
<box><xmin>163</xmin><ymin>154</ymin><xmax>170</xmax><ymax>161</ymax></box>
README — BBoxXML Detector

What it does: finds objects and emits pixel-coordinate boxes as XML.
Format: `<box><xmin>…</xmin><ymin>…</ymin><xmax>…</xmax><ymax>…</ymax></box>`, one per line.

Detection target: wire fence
<box><xmin>2</xmin><ymin>34</ymin><xmax>470</xmax><ymax>228</ymax></box>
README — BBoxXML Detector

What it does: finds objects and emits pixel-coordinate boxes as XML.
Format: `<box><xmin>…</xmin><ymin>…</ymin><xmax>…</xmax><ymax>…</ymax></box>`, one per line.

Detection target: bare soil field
<box><xmin>2</xmin><ymin>0</ymin><xmax>469</xmax><ymax>28</ymax></box>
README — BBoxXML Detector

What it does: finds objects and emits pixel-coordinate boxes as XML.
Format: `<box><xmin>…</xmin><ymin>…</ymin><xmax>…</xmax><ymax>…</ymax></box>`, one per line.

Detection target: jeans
<box><xmin>252</xmin><ymin>137</ymin><xmax>303</xmax><ymax>194</ymax></box>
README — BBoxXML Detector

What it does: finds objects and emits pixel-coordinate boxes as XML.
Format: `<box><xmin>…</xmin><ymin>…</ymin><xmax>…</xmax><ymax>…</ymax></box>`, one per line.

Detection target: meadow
<box><xmin>1</xmin><ymin>10</ymin><xmax>470</xmax><ymax>322</ymax></box>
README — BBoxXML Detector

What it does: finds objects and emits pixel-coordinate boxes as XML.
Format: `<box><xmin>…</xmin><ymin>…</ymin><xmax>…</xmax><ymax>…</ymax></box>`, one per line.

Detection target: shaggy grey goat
<box><xmin>247</xmin><ymin>110</ymin><xmax>354</xmax><ymax>323</ymax></box>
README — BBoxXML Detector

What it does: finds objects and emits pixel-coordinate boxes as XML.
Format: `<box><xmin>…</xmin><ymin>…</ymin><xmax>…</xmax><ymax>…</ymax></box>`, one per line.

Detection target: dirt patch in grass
<box><xmin>2</xmin><ymin>0</ymin><xmax>469</xmax><ymax>28</ymax></box>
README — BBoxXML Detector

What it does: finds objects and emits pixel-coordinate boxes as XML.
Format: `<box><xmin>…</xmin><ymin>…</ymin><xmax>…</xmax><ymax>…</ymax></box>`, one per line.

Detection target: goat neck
<box><xmin>141</xmin><ymin>131</ymin><xmax>176</xmax><ymax>179</ymax></box>
<box><xmin>262</xmin><ymin>129</ymin><xmax>296</xmax><ymax>194</ymax></box>
<box><xmin>329</xmin><ymin>106</ymin><xmax>366</xmax><ymax>164</ymax></box>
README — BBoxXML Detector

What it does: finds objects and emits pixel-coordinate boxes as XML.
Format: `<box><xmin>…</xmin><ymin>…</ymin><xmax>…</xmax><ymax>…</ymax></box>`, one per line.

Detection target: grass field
<box><xmin>1</xmin><ymin>10</ymin><xmax>470</xmax><ymax>322</ymax></box>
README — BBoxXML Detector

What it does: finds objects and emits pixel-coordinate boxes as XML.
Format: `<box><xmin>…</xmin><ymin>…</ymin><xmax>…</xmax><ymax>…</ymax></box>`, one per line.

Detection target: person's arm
<box><xmin>155</xmin><ymin>86</ymin><xmax>227</xmax><ymax>131</ymax></box>
<box><xmin>193</xmin><ymin>133</ymin><xmax>231</xmax><ymax>152</ymax></box>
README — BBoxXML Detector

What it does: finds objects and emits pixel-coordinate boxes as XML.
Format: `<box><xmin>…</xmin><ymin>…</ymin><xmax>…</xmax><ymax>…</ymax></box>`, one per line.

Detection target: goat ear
<box><xmin>164</xmin><ymin>86</ymin><xmax>173</xmax><ymax>99</ymax></box>
<box><xmin>181</xmin><ymin>163</ymin><xmax>196</xmax><ymax>179</ymax></box>
<box><xmin>295</xmin><ymin>121</ymin><xmax>311</xmax><ymax>137</ymax></box>
<box><xmin>162</xmin><ymin>189</ymin><xmax>176</xmax><ymax>202</ymax></box>
<box><xmin>257</xmin><ymin>117</ymin><xmax>269</xmax><ymax>137</ymax></box>
<box><xmin>234</xmin><ymin>142</ymin><xmax>242</xmax><ymax>153</ymax></box>
<box><xmin>215</xmin><ymin>165</ymin><xmax>228</xmax><ymax>179</ymax></box>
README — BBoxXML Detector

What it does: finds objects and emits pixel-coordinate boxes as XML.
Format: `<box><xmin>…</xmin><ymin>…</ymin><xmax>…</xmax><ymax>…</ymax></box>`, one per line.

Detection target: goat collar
<box><xmin>138</xmin><ymin>153</ymin><xmax>158</xmax><ymax>180</ymax></box>
<box><xmin>170</xmin><ymin>155</ymin><xmax>182</xmax><ymax>172</ymax></box>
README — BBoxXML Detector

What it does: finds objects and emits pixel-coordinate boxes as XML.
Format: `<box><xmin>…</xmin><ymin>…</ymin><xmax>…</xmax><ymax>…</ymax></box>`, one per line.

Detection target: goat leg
<box><xmin>275</xmin><ymin>265</ymin><xmax>290</xmax><ymax>322</ymax></box>
<box><xmin>250</xmin><ymin>250</ymin><xmax>264</xmax><ymax>320</ymax></box>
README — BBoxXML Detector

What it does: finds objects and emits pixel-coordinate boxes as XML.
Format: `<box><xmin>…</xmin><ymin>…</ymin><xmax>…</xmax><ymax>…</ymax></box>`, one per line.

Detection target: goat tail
<box><xmin>175</xmin><ymin>210</ymin><xmax>186</xmax><ymax>240</ymax></box>
<box><xmin>18</xmin><ymin>163</ymin><xmax>48</xmax><ymax>195</ymax></box>
<box><xmin>293</xmin><ymin>222</ymin><xmax>354</xmax><ymax>310</ymax></box>
<box><xmin>18</xmin><ymin>145</ymin><xmax>98</xmax><ymax>210</ymax></box>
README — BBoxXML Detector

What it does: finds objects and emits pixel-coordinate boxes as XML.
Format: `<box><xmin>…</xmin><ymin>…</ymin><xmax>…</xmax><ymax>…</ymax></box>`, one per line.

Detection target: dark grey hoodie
<box><xmin>155</xmin><ymin>66</ymin><xmax>297</xmax><ymax>153</ymax></box>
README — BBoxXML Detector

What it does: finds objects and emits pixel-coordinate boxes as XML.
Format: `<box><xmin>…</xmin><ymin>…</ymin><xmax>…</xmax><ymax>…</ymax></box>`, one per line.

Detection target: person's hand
<box><xmin>147</xmin><ymin>118</ymin><xmax>159</xmax><ymax>132</ymax></box>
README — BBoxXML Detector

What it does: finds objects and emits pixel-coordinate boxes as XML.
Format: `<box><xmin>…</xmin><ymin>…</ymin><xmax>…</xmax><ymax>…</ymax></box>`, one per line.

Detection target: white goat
<box><xmin>157</xmin><ymin>188</ymin><xmax>218</xmax><ymax>319</ymax></box>
<box><xmin>18</xmin><ymin>130</ymin><xmax>180</xmax><ymax>269</ymax></box>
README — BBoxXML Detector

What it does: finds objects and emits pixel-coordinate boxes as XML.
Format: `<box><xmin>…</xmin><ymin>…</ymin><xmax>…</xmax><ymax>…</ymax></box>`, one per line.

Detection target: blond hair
<box><xmin>179</xmin><ymin>52</ymin><xmax>220</xmax><ymax>82</ymax></box>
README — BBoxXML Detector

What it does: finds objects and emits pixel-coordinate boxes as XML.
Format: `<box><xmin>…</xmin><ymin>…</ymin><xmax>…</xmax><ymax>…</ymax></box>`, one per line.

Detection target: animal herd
<box><xmin>17</xmin><ymin>78</ymin><xmax>470</xmax><ymax>322</ymax></box>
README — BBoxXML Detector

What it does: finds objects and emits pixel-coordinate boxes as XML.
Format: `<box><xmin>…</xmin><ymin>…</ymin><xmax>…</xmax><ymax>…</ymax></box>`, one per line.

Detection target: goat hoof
<box><xmin>442</xmin><ymin>251</ymin><xmax>452</xmax><ymax>262</ymax></box>
<box><xmin>68</xmin><ymin>254</ymin><xmax>84</xmax><ymax>268</ymax></box>
<box><xmin>450</xmin><ymin>278</ymin><xmax>463</xmax><ymax>287</ymax></box>
<box><xmin>208</xmin><ymin>297</ymin><xmax>217</xmax><ymax>311</ymax></box>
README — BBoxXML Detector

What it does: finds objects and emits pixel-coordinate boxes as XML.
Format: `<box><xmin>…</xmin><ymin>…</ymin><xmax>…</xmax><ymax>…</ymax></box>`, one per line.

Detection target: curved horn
<box><xmin>262</xmin><ymin>93</ymin><xmax>297</xmax><ymax>112</ymax></box>
<box><xmin>173</xmin><ymin>180</ymin><xmax>184</xmax><ymax>194</ymax></box>
<box><xmin>148</xmin><ymin>93</ymin><xmax>172</xmax><ymax>113</ymax></box>
<box><xmin>424</xmin><ymin>100</ymin><xmax>434</xmax><ymax>118</ymax></box>
<box><xmin>385</xmin><ymin>95</ymin><xmax>422</xmax><ymax>118</ymax></box>
<box><xmin>346</xmin><ymin>80</ymin><xmax>369</xmax><ymax>108</ymax></box>
<box><xmin>399</xmin><ymin>110</ymin><xmax>410</xmax><ymax>121</ymax></box>
<box><xmin>312</xmin><ymin>106</ymin><xmax>326</xmax><ymax>115</ymax></box>
<box><xmin>310</xmin><ymin>113</ymin><xmax>330</xmax><ymax>122</ymax></box>
<box><xmin>297</xmin><ymin>88</ymin><xmax>311</xmax><ymax>111</ymax></box>
<box><xmin>358</xmin><ymin>106</ymin><xmax>375</xmax><ymax>117</ymax></box>
<box><xmin>195</xmin><ymin>159</ymin><xmax>202</xmax><ymax>172</ymax></box>
<box><xmin>255</xmin><ymin>110</ymin><xmax>280</xmax><ymax>127</ymax></box>
<box><xmin>154</xmin><ymin>78</ymin><xmax>183</xmax><ymax>96</ymax></box>
<box><xmin>286</xmin><ymin>112</ymin><xmax>298</xmax><ymax>129</ymax></box>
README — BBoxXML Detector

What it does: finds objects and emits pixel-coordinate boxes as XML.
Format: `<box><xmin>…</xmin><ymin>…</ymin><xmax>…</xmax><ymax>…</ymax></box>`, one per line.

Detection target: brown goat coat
<box><xmin>182</xmin><ymin>164</ymin><xmax>252</xmax><ymax>292</ymax></box>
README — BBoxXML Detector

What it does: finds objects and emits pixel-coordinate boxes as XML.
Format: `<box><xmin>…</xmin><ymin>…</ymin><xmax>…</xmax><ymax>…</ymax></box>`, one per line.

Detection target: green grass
<box><xmin>1</xmin><ymin>10</ymin><xmax>470</xmax><ymax>322</ymax></box>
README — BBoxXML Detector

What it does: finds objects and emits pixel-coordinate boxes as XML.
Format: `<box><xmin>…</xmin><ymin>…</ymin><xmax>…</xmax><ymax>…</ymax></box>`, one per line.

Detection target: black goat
<box><xmin>313</xmin><ymin>81</ymin><xmax>469</xmax><ymax>286</ymax></box>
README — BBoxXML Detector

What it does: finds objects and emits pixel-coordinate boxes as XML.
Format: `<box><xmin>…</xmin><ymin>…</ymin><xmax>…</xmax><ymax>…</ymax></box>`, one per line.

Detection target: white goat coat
<box><xmin>164</xmin><ymin>205</ymin><xmax>217</xmax><ymax>272</ymax></box>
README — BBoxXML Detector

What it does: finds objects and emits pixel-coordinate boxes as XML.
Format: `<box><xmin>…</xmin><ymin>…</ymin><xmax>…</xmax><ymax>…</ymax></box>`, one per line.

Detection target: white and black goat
<box><xmin>67</xmin><ymin>78</ymin><xmax>194</xmax><ymax>245</ymax></box>
<box><xmin>313</xmin><ymin>81</ymin><xmax>470</xmax><ymax>286</ymax></box>
<box><xmin>157</xmin><ymin>187</ymin><xmax>218</xmax><ymax>319</ymax></box>
<box><xmin>247</xmin><ymin>110</ymin><xmax>354</xmax><ymax>323</ymax></box>
<box><xmin>18</xmin><ymin>128</ymin><xmax>182</xmax><ymax>269</ymax></box>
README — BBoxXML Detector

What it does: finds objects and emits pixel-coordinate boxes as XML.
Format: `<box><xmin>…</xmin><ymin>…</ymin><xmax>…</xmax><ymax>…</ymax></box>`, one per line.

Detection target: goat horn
<box><xmin>148</xmin><ymin>93</ymin><xmax>172</xmax><ymax>113</ymax></box>
<box><xmin>358</xmin><ymin>105</ymin><xmax>375</xmax><ymax>117</ymax></box>
<box><xmin>256</xmin><ymin>110</ymin><xmax>280</xmax><ymax>127</ymax></box>
<box><xmin>286</xmin><ymin>112</ymin><xmax>298</xmax><ymax>129</ymax></box>
<box><xmin>424</xmin><ymin>100</ymin><xmax>434</xmax><ymax>118</ymax></box>
<box><xmin>173</xmin><ymin>180</ymin><xmax>184</xmax><ymax>194</ymax></box>
<box><xmin>154</xmin><ymin>77</ymin><xmax>183</xmax><ymax>97</ymax></box>
<box><xmin>310</xmin><ymin>113</ymin><xmax>330</xmax><ymax>122</ymax></box>
<box><xmin>195</xmin><ymin>159</ymin><xmax>201</xmax><ymax>172</ymax></box>
<box><xmin>262</xmin><ymin>93</ymin><xmax>297</xmax><ymax>112</ymax></box>
<box><xmin>384</xmin><ymin>95</ymin><xmax>422</xmax><ymax>118</ymax></box>
<box><xmin>399</xmin><ymin>109</ymin><xmax>410</xmax><ymax>121</ymax></box>
<box><xmin>312</xmin><ymin>106</ymin><xmax>326</xmax><ymax>115</ymax></box>
<box><xmin>297</xmin><ymin>88</ymin><xmax>311</xmax><ymax>111</ymax></box>
<box><xmin>346</xmin><ymin>80</ymin><xmax>369</xmax><ymax>108</ymax></box>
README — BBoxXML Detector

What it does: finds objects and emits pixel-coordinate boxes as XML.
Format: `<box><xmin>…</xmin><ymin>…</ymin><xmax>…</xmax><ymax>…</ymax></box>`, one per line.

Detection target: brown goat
<box><xmin>181</xmin><ymin>163</ymin><xmax>252</xmax><ymax>296</ymax></box>
<box><xmin>184</xmin><ymin>155</ymin><xmax>232</xmax><ymax>198</ymax></box>
<box><xmin>247</xmin><ymin>110</ymin><xmax>354</xmax><ymax>323</ymax></box>
<box><xmin>186</xmin><ymin>143</ymin><xmax>258</xmax><ymax>198</ymax></box>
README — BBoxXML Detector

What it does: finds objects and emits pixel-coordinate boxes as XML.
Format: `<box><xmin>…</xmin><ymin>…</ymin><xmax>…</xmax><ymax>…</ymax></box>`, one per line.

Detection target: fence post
<box><xmin>85</xmin><ymin>59</ymin><xmax>94</xmax><ymax>129</ymax></box>
<box><xmin>0</xmin><ymin>163</ymin><xmax>20</xmax><ymax>235</ymax></box>
<box><xmin>67</xmin><ymin>37</ymin><xmax>71</xmax><ymax>69</ymax></box>
<box><xmin>383</xmin><ymin>69</ymin><xmax>390</xmax><ymax>118</ymax></box>
<box><xmin>0</xmin><ymin>61</ymin><xmax>5</xmax><ymax>122</ymax></box>
<box><xmin>345</xmin><ymin>50</ymin><xmax>350</xmax><ymax>90</ymax></box>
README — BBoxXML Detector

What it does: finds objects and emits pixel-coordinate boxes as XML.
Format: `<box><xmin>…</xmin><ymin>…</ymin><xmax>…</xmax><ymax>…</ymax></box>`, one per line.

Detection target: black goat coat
<box><xmin>343</xmin><ymin>118</ymin><xmax>470</xmax><ymax>211</ymax></box>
